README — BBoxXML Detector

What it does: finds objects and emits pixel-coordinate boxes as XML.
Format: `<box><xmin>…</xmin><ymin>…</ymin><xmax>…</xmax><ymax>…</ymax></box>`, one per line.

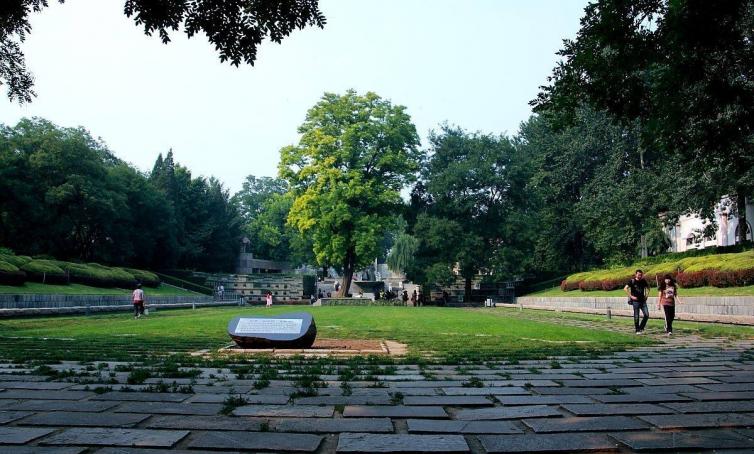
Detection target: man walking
<box><xmin>624</xmin><ymin>269</ymin><xmax>650</xmax><ymax>334</ymax></box>
<box><xmin>132</xmin><ymin>284</ymin><xmax>146</xmax><ymax>319</ymax></box>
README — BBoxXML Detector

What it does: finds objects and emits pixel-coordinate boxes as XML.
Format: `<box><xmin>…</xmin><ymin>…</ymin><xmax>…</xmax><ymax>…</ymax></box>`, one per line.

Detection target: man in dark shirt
<box><xmin>624</xmin><ymin>269</ymin><xmax>650</xmax><ymax>334</ymax></box>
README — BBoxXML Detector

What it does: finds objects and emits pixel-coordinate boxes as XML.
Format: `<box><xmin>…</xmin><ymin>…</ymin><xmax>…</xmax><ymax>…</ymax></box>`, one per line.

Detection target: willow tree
<box><xmin>387</xmin><ymin>233</ymin><xmax>419</xmax><ymax>275</ymax></box>
<box><xmin>279</xmin><ymin>90</ymin><xmax>421</xmax><ymax>296</ymax></box>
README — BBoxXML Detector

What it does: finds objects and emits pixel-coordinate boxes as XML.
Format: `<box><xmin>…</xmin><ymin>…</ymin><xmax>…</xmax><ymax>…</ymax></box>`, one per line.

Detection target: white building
<box><xmin>666</xmin><ymin>197</ymin><xmax>753</xmax><ymax>252</ymax></box>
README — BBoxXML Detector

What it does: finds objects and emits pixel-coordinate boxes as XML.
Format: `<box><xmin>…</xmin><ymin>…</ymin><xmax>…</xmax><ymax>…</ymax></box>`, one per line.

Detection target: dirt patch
<box><xmin>209</xmin><ymin>338</ymin><xmax>408</xmax><ymax>357</ymax></box>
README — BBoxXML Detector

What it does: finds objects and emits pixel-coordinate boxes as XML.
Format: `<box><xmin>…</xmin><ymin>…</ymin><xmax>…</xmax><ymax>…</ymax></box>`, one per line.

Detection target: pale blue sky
<box><xmin>0</xmin><ymin>0</ymin><xmax>588</xmax><ymax>192</ymax></box>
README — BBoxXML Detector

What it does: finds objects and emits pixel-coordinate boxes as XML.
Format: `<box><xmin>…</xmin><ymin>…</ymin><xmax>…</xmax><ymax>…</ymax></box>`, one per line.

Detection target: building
<box><xmin>236</xmin><ymin>237</ymin><xmax>291</xmax><ymax>274</ymax></box>
<box><xmin>666</xmin><ymin>197</ymin><xmax>753</xmax><ymax>252</ymax></box>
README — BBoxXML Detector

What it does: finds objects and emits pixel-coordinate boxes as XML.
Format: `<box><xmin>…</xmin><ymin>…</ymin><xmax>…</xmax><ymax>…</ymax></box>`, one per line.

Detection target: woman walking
<box><xmin>657</xmin><ymin>274</ymin><xmax>681</xmax><ymax>336</ymax></box>
<box><xmin>265</xmin><ymin>291</ymin><xmax>273</xmax><ymax>308</ymax></box>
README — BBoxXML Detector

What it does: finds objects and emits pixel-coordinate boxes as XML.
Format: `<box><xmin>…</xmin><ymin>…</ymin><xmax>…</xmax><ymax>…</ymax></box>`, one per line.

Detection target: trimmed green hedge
<box><xmin>0</xmin><ymin>260</ymin><xmax>26</xmax><ymax>286</ymax></box>
<box><xmin>562</xmin><ymin>250</ymin><xmax>754</xmax><ymax>291</ymax></box>
<box><xmin>0</xmin><ymin>254</ymin><xmax>32</xmax><ymax>268</ymax></box>
<box><xmin>21</xmin><ymin>260</ymin><xmax>68</xmax><ymax>284</ymax></box>
<box><xmin>122</xmin><ymin>268</ymin><xmax>160</xmax><ymax>288</ymax></box>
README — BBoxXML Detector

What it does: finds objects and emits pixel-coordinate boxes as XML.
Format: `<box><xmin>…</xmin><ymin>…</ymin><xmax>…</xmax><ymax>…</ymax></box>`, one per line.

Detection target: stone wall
<box><xmin>515</xmin><ymin>295</ymin><xmax>754</xmax><ymax>325</ymax></box>
<box><xmin>0</xmin><ymin>294</ymin><xmax>229</xmax><ymax>317</ymax></box>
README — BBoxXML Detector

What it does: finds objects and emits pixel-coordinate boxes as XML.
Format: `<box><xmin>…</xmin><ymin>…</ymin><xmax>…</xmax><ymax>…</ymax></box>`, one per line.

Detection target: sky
<box><xmin>0</xmin><ymin>0</ymin><xmax>588</xmax><ymax>193</ymax></box>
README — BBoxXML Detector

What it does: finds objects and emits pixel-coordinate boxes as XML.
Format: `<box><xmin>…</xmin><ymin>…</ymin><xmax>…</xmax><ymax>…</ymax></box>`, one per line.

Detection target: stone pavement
<box><xmin>0</xmin><ymin>334</ymin><xmax>753</xmax><ymax>453</ymax></box>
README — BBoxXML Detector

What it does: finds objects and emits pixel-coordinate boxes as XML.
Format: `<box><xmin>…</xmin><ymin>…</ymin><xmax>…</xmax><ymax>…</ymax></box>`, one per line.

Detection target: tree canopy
<box><xmin>279</xmin><ymin>90</ymin><xmax>421</xmax><ymax>296</ymax></box>
<box><xmin>1</xmin><ymin>0</ymin><xmax>325</xmax><ymax>103</ymax></box>
<box><xmin>533</xmin><ymin>0</ymin><xmax>754</xmax><ymax>242</ymax></box>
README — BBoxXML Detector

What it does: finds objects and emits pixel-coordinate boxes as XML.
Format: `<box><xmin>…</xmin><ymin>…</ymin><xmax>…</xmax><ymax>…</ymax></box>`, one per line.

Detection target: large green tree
<box><xmin>1</xmin><ymin>0</ymin><xmax>325</xmax><ymax>103</ymax></box>
<box><xmin>416</xmin><ymin>125</ymin><xmax>529</xmax><ymax>300</ymax></box>
<box><xmin>279</xmin><ymin>90</ymin><xmax>421</xmax><ymax>296</ymax></box>
<box><xmin>533</xmin><ymin>0</ymin><xmax>754</xmax><ymax>243</ymax></box>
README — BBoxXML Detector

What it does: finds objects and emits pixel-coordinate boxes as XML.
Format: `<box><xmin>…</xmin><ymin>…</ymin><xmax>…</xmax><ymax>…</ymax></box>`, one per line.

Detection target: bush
<box><xmin>86</xmin><ymin>263</ymin><xmax>136</xmax><ymax>288</ymax></box>
<box><xmin>578</xmin><ymin>280</ymin><xmax>603</xmax><ymax>291</ymax></box>
<box><xmin>560</xmin><ymin>279</ymin><xmax>580</xmax><ymax>291</ymax></box>
<box><xmin>122</xmin><ymin>268</ymin><xmax>160</xmax><ymax>287</ymax></box>
<box><xmin>0</xmin><ymin>260</ymin><xmax>26</xmax><ymax>286</ymax></box>
<box><xmin>21</xmin><ymin>260</ymin><xmax>67</xmax><ymax>284</ymax></box>
<box><xmin>54</xmin><ymin>262</ymin><xmax>130</xmax><ymax>288</ymax></box>
<box><xmin>600</xmin><ymin>278</ymin><xmax>626</xmax><ymax>291</ymax></box>
<box><xmin>0</xmin><ymin>254</ymin><xmax>32</xmax><ymax>268</ymax></box>
<box><xmin>676</xmin><ymin>270</ymin><xmax>709</xmax><ymax>288</ymax></box>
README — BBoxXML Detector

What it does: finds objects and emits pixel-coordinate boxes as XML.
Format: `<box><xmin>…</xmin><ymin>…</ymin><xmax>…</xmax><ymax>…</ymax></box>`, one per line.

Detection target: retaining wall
<box><xmin>0</xmin><ymin>294</ymin><xmax>236</xmax><ymax>317</ymax></box>
<box><xmin>515</xmin><ymin>295</ymin><xmax>754</xmax><ymax>325</ymax></box>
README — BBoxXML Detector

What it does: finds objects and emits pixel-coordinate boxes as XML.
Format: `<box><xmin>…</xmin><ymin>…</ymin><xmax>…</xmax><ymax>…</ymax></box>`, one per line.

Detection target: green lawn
<box><xmin>529</xmin><ymin>285</ymin><xmax>754</xmax><ymax>298</ymax></box>
<box><xmin>0</xmin><ymin>306</ymin><xmax>655</xmax><ymax>364</ymax></box>
<box><xmin>0</xmin><ymin>282</ymin><xmax>200</xmax><ymax>296</ymax></box>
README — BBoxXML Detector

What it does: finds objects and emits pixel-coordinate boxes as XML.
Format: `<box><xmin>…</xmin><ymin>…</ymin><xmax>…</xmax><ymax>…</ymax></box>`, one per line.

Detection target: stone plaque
<box><xmin>228</xmin><ymin>312</ymin><xmax>316</xmax><ymax>348</ymax></box>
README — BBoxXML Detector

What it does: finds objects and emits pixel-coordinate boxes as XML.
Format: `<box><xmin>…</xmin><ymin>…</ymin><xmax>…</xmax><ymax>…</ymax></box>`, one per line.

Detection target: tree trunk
<box><xmin>339</xmin><ymin>247</ymin><xmax>356</xmax><ymax>297</ymax></box>
<box><xmin>736</xmin><ymin>187</ymin><xmax>750</xmax><ymax>244</ymax></box>
<box><xmin>464</xmin><ymin>276</ymin><xmax>472</xmax><ymax>303</ymax></box>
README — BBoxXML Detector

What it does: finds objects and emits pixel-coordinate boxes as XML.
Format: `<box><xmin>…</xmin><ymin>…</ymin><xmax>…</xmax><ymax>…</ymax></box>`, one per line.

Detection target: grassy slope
<box><xmin>0</xmin><ymin>282</ymin><xmax>200</xmax><ymax>296</ymax></box>
<box><xmin>0</xmin><ymin>306</ymin><xmax>652</xmax><ymax>363</ymax></box>
<box><xmin>529</xmin><ymin>285</ymin><xmax>754</xmax><ymax>298</ymax></box>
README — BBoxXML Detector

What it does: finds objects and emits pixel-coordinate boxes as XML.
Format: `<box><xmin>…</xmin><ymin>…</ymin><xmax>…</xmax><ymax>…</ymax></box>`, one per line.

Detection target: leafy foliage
<box><xmin>1</xmin><ymin>0</ymin><xmax>325</xmax><ymax>103</ymax></box>
<box><xmin>280</xmin><ymin>90</ymin><xmax>421</xmax><ymax>295</ymax></box>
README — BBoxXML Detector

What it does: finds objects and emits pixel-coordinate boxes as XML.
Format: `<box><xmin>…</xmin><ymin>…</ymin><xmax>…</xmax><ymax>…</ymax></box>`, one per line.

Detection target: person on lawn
<box><xmin>657</xmin><ymin>274</ymin><xmax>681</xmax><ymax>336</ymax></box>
<box><xmin>132</xmin><ymin>283</ymin><xmax>146</xmax><ymax>318</ymax></box>
<box><xmin>624</xmin><ymin>269</ymin><xmax>650</xmax><ymax>334</ymax></box>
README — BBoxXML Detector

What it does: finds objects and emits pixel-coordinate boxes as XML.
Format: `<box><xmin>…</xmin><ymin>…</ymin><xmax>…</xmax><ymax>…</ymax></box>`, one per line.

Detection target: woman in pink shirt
<box><xmin>657</xmin><ymin>274</ymin><xmax>681</xmax><ymax>336</ymax></box>
<box><xmin>132</xmin><ymin>284</ymin><xmax>146</xmax><ymax>318</ymax></box>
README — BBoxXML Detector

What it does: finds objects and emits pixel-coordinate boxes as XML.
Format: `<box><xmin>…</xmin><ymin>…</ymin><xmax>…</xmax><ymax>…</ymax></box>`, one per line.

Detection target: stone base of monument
<box><xmin>204</xmin><ymin>339</ymin><xmax>408</xmax><ymax>358</ymax></box>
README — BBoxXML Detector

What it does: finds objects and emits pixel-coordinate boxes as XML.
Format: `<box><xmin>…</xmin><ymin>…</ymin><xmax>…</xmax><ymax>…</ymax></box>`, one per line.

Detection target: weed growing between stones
<box><xmin>220</xmin><ymin>394</ymin><xmax>249</xmax><ymax>415</ymax></box>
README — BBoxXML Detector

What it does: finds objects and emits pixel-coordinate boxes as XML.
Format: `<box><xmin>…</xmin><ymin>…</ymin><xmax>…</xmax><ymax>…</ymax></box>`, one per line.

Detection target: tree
<box><xmin>1</xmin><ymin>0</ymin><xmax>325</xmax><ymax>103</ymax></box>
<box><xmin>418</xmin><ymin>125</ymin><xmax>526</xmax><ymax>300</ymax></box>
<box><xmin>533</xmin><ymin>0</ymin><xmax>754</xmax><ymax>243</ymax></box>
<box><xmin>279</xmin><ymin>90</ymin><xmax>421</xmax><ymax>296</ymax></box>
<box><xmin>386</xmin><ymin>233</ymin><xmax>418</xmax><ymax>275</ymax></box>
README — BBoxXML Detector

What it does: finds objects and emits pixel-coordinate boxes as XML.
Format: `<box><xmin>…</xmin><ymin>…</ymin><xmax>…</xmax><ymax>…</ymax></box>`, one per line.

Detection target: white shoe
<box><xmin>635</xmin><ymin>331</ymin><xmax>641</xmax><ymax>335</ymax></box>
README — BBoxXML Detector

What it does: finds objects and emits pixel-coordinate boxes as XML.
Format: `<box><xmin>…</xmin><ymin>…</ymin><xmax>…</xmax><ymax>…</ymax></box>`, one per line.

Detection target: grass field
<box><xmin>0</xmin><ymin>306</ymin><xmax>659</xmax><ymax>364</ymax></box>
<box><xmin>3</xmin><ymin>305</ymin><xmax>752</xmax><ymax>366</ymax></box>
<box><xmin>0</xmin><ymin>282</ymin><xmax>200</xmax><ymax>296</ymax></box>
<box><xmin>530</xmin><ymin>285</ymin><xmax>754</xmax><ymax>298</ymax></box>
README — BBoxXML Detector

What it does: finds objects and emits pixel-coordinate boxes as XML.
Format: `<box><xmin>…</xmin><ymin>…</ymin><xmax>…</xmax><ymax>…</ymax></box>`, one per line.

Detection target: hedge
<box><xmin>122</xmin><ymin>268</ymin><xmax>160</xmax><ymax>288</ymax></box>
<box><xmin>0</xmin><ymin>260</ymin><xmax>26</xmax><ymax>286</ymax></box>
<box><xmin>86</xmin><ymin>263</ymin><xmax>137</xmax><ymax>288</ymax></box>
<box><xmin>562</xmin><ymin>250</ymin><xmax>754</xmax><ymax>291</ymax></box>
<box><xmin>21</xmin><ymin>260</ymin><xmax>68</xmax><ymax>284</ymax></box>
<box><xmin>0</xmin><ymin>254</ymin><xmax>32</xmax><ymax>268</ymax></box>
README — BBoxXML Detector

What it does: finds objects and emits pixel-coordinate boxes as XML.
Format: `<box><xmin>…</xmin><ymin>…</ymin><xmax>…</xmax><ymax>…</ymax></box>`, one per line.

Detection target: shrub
<box><xmin>21</xmin><ymin>260</ymin><xmax>67</xmax><ymax>284</ymax></box>
<box><xmin>56</xmin><ymin>262</ymin><xmax>122</xmax><ymax>288</ymax></box>
<box><xmin>560</xmin><ymin>279</ymin><xmax>579</xmax><ymax>291</ymax></box>
<box><xmin>0</xmin><ymin>260</ymin><xmax>26</xmax><ymax>286</ymax></box>
<box><xmin>86</xmin><ymin>263</ymin><xmax>136</xmax><ymax>288</ymax></box>
<box><xmin>122</xmin><ymin>268</ymin><xmax>160</xmax><ymax>287</ymax></box>
<box><xmin>578</xmin><ymin>280</ymin><xmax>603</xmax><ymax>291</ymax></box>
<box><xmin>600</xmin><ymin>278</ymin><xmax>626</xmax><ymax>291</ymax></box>
<box><xmin>676</xmin><ymin>270</ymin><xmax>710</xmax><ymax>288</ymax></box>
<box><xmin>0</xmin><ymin>254</ymin><xmax>32</xmax><ymax>268</ymax></box>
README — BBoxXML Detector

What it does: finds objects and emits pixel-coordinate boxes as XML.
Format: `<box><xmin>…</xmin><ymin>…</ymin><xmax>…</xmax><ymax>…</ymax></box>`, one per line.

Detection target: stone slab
<box><xmin>556</xmin><ymin>379</ymin><xmax>640</xmax><ymax>387</ymax></box>
<box><xmin>3</xmin><ymin>400</ymin><xmax>118</xmax><ymax>412</ymax></box>
<box><xmin>681</xmin><ymin>391</ymin><xmax>754</xmax><ymax>401</ymax></box>
<box><xmin>294</xmin><ymin>395</ymin><xmax>391</xmax><ymax>405</ymax></box>
<box><xmin>0</xmin><ymin>410</ymin><xmax>33</xmax><ymax>424</ymax></box>
<box><xmin>663</xmin><ymin>401</ymin><xmax>754</xmax><ymax>413</ymax></box>
<box><xmin>187</xmin><ymin>431</ymin><xmax>323</xmax><ymax>452</ymax></box>
<box><xmin>18</xmin><ymin>411</ymin><xmax>149</xmax><ymax>427</ymax></box>
<box><xmin>402</xmin><ymin>395</ymin><xmax>493</xmax><ymax>406</ymax></box>
<box><xmin>637</xmin><ymin>377</ymin><xmax>719</xmax><ymax>386</ymax></box>
<box><xmin>455</xmin><ymin>405</ymin><xmax>562</xmax><ymax>420</ymax></box>
<box><xmin>441</xmin><ymin>386</ymin><xmax>529</xmax><ymax>395</ymax></box>
<box><xmin>638</xmin><ymin>413</ymin><xmax>754</xmax><ymax>429</ymax></box>
<box><xmin>523</xmin><ymin>416</ymin><xmax>649</xmax><ymax>433</ymax></box>
<box><xmin>561</xmin><ymin>403</ymin><xmax>675</xmax><ymax>416</ymax></box>
<box><xmin>610</xmin><ymin>429</ymin><xmax>754</xmax><ymax>450</ymax></box>
<box><xmin>233</xmin><ymin>404</ymin><xmax>334</xmax><ymax>418</ymax></box>
<box><xmin>271</xmin><ymin>417</ymin><xmax>394</xmax><ymax>433</ymax></box>
<box><xmin>40</xmin><ymin>428</ymin><xmax>189</xmax><ymax>448</ymax></box>
<box><xmin>0</xmin><ymin>390</ymin><xmax>95</xmax><ymax>401</ymax></box>
<box><xmin>407</xmin><ymin>419</ymin><xmax>522</xmax><ymax>434</ymax></box>
<box><xmin>479</xmin><ymin>433</ymin><xmax>617</xmax><ymax>453</ymax></box>
<box><xmin>494</xmin><ymin>395</ymin><xmax>594</xmax><ymax>406</ymax></box>
<box><xmin>529</xmin><ymin>387</ymin><xmax>612</xmax><ymax>395</ymax></box>
<box><xmin>187</xmin><ymin>393</ymin><xmax>289</xmax><ymax>404</ymax></box>
<box><xmin>92</xmin><ymin>392</ymin><xmax>189</xmax><ymax>402</ymax></box>
<box><xmin>592</xmin><ymin>393</ymin><xmax>692</xmax><ymax>403</ymax></box>
<box><xmin>0</xmin><ymin>382</ymin><xmax>73</xmax><ymax>390</ymax></box>
<box><xmin>146</xmin><ymin>414</ymin><xmax>262</xmax><ymax>431</ymax></box>
<box><xmin>343</xmin><ymin>405</ymin><xmax>447</xmax><ymax>419</ymax></box>
<box><xmin>622</xmin><ymin>384</ymin><xmax>703</xmax><ymax>394</ymax></box>
<box><xmin>336</xmin><ymin>434</ymin><xmax>469</xmax><ymax>453</ymax></box>
<box><xmin>0</xmin><ymin>426</ymin><xmax>56</xmax><ymax>444</ymax></box>
<box><xmin>114</xmin><ymin>402</ymin><xmax>222</xmax><ymax>415</ymax></box>
<box><xmin>0</xmin><ymin>448</ymin><xmax>86</xmax><ymax>454</ymax></box>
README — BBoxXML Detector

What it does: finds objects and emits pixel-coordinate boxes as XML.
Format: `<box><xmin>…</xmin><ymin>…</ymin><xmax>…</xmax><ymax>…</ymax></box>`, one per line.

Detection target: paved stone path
<box><xmin>0</xmin><ymin>334</ymin><xmax>753</xmax><ymax>453</ymax></box>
